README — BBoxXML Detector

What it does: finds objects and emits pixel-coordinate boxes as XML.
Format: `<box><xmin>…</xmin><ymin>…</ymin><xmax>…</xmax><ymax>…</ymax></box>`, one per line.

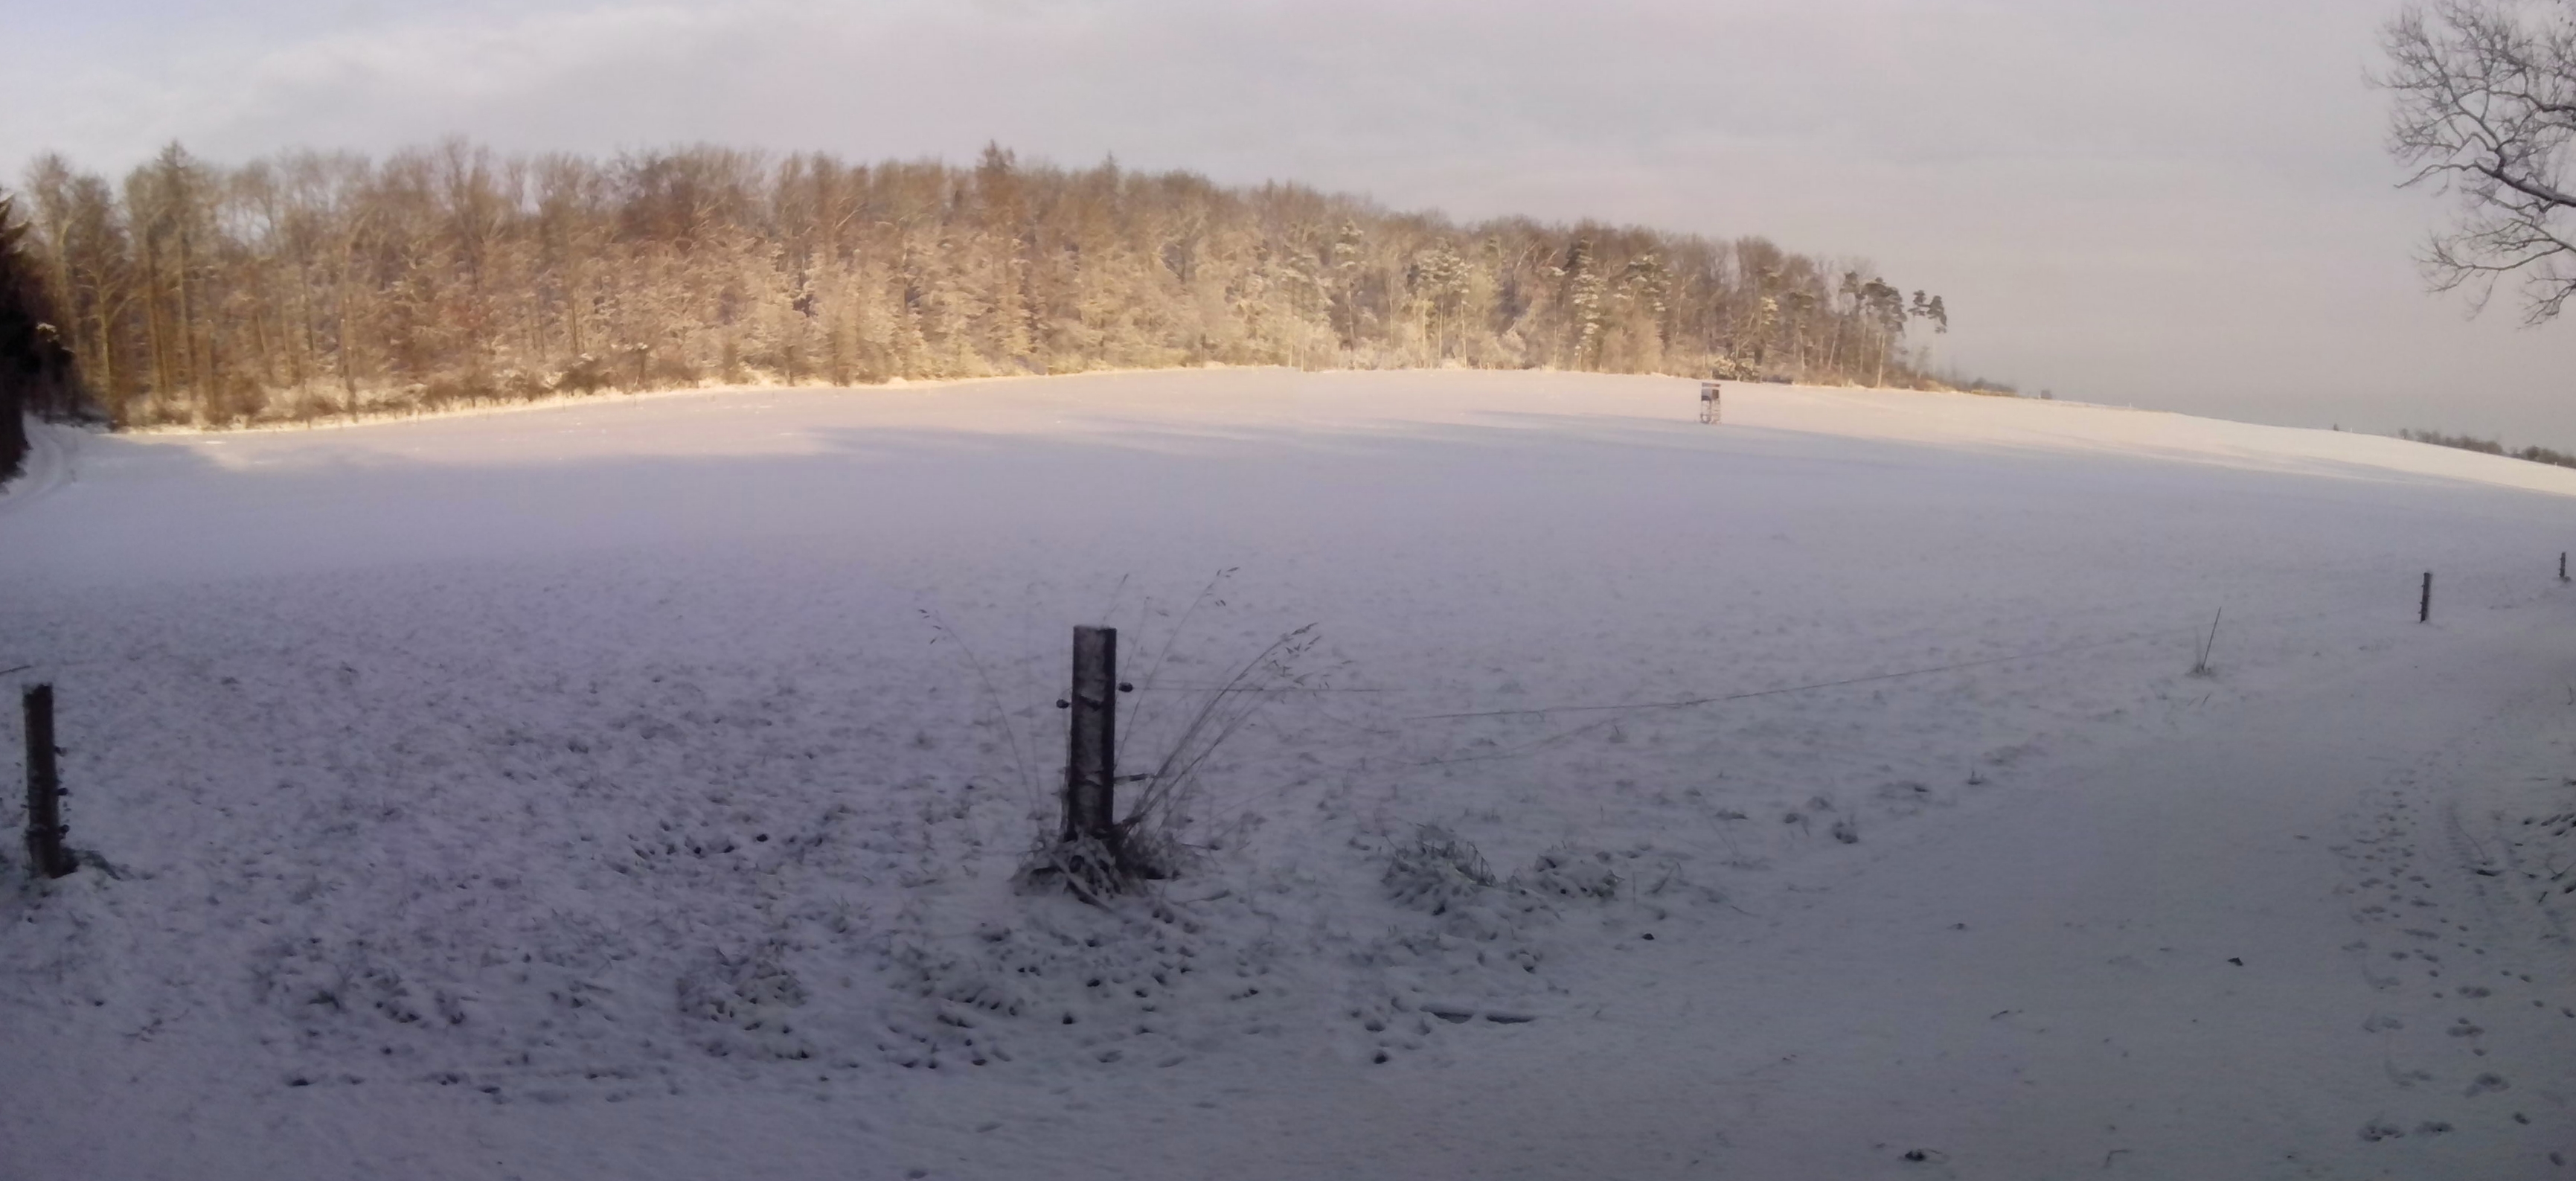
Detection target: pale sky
<box><xmin>10</xmin><ymin>0</ymin><xmax>2575</xmax><ymax>444</ymax></box>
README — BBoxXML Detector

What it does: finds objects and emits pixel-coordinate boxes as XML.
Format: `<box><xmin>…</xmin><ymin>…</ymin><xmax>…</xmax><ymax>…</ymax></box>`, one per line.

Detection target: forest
<box><xmin>9</xmin><ymin>141</ymin><xmax>1960</xmax><ymax>429</ymax></box>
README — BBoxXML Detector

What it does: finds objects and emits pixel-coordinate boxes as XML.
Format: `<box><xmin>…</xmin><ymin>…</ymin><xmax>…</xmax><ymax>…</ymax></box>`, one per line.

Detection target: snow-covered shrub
<box><xmin>1513</xmin><ymin>845</ymin><xmax>1622</xmax><ymax>900</ymax></box>
<box><xmin>1114</xmin><ymin>624</ymin><xmax>1322</xmax><ymax>860</ymax></box>
<box><xmin>871</xmin><ymin>894</ymin><xmax>1288</xmax><ymax>1071</ymax></box>
<box><xmin>1383</xmin><ymin>825</ymin><xmax>1496</xmax><ymax>915</ymax></box>
<box><xmin>1013</xmin><ymin>833</ymin><xmax>1138</xmax><ymax>905</ymax></box>
<box><xmin>554</xmin><ymin>353</ymin><xmax>614</xmax><ymax>394</ymax></box>
<box><xmin>255</xmin><ymin>935</ymin><xmax>440</xmax><ymax>1025</ymax></box>
<box><xmin>675</xmin><ymin>941</ymin><xmax>807</xmax><ymax>1025</ymax></box>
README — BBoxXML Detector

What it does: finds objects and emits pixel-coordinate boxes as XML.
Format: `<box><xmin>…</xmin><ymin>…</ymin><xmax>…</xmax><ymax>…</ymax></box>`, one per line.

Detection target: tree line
<box><xmin>10</xmin><ymin>140</ymin><xmax>1960</xmax><ymax>429</ymax></box>
<box><xmin>2397</xmin><ymin>426</ymin><xmax>2576</xmax><ymax>470</ymax></box>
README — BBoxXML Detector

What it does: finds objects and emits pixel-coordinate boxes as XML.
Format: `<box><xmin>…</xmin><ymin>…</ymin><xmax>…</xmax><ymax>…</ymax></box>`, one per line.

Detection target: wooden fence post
<box><xmin>1063</xmin><ymin>627</ymin><xmax>1118</xmax><ymax>846</ymax></box>
<box><xmin>23</xmin><ymin>685</ymin><xmax>74</xmax><ymax>879</ymax></box>
<box><xmin>2420</xmin><ymin>572</ymin><xmax>2433</xmax><ymax>624</ymax></box>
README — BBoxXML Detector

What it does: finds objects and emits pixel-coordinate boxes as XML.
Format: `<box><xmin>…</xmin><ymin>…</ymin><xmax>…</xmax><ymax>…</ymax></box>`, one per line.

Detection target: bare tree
<box><xmin>2382</xmin><ymin>0</ymin><xmax>2576</xmax><ymax>321</ymax></box>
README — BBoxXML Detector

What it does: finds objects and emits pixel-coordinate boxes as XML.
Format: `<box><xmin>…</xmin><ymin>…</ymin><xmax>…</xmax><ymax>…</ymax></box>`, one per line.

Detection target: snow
<box><xmin>3</xmin><ymin>368</ymin><xmax>2573</xmax><ymax>1179</ymax></box>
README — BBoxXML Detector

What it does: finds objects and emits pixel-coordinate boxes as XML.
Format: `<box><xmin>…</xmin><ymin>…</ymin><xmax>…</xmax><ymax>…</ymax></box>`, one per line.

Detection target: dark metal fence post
<box><xmin>2420</xmin><ymin>572</ymin><xmax>2433</xmax><ymax>624</ymax></box>
<box><xmin>22</xmin><ymin>685</ymin><xmax>74</xmax><ymax>879</ymax></box>
<box><xmin>1063</xmin><ymin>627</ymin><xmax>1118</xmax><ymax>846</ymax></box>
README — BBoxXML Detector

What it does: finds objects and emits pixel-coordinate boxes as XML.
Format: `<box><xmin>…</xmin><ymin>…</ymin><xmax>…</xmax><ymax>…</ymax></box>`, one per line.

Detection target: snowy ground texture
<box><xmin>4</xmin><ymin>368</ymin><xmax>2575</xmax><ymax>1179</ymax></box>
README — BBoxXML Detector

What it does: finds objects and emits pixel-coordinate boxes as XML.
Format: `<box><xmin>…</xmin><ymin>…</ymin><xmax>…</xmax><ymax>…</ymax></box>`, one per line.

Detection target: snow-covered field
<box><xmin>4</xmin><ymin>368</ymin><xmax>2573</xmax><ymax>1179</ymax></box>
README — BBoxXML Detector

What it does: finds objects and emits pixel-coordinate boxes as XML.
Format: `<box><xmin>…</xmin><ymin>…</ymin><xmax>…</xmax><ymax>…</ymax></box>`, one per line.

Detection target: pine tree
<box><xmin>0</xmin><ymin>188</ymin><xmax>89</xmax><ymax>479</ymax></box>
<box><xmin>1553</xmin><ymin>237</ymin><xmax>1608</xmax><ymax>369</ymax></box>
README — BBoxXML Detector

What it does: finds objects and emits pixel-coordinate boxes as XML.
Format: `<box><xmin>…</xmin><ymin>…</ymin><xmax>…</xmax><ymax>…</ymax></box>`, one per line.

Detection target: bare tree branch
<box><xmin>2380</xmin><ymin>0</ymin><xmax>2576</xmax><ymax>322</ymax></box>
